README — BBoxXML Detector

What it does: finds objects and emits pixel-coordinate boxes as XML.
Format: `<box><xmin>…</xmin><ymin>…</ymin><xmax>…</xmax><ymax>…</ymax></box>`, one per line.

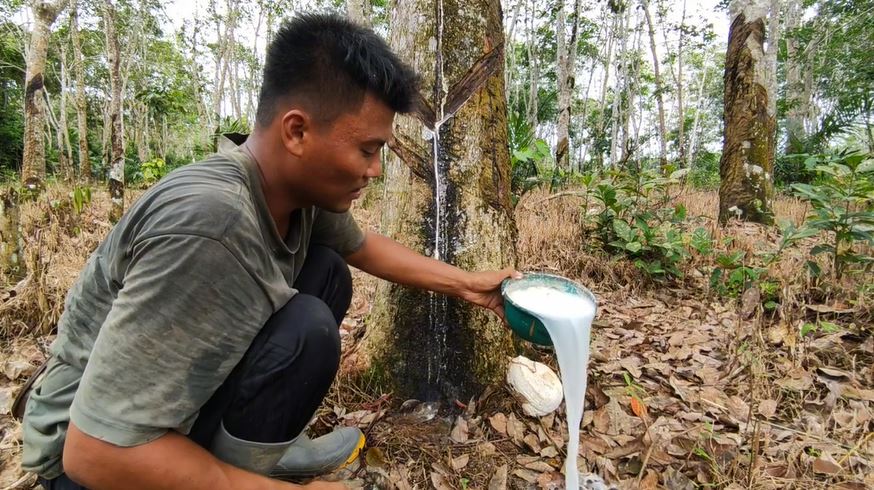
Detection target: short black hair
<box><xmin>256</xmin><ymin>13</ymin><xmax>420</xmax><ymax>127</ymax></box>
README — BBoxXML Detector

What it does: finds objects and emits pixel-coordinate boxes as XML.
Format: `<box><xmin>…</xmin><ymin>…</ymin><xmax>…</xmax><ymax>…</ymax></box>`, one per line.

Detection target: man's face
<box><xmin>286</xmin><ymin>93</ymin><xmax>394</xmax><ymax>213</ymax></box>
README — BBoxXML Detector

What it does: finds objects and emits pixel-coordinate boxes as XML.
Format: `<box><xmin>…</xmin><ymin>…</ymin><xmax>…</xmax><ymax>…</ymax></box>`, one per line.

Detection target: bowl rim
<box><xmin>501</xmin><ymin>272</ymin><xmax>598</xmax><ymax>317</ymax></box>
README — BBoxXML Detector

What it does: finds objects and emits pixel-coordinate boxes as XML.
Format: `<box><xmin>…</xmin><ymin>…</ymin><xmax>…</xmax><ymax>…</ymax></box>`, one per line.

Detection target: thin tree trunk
<box><xmin>21</xmin><ymin>0</ymin><xmax>69</xmax><ymax>191</ymax></box>
<box><xmin>609</xmin><ymin>7</ymin><xmax>629</xmax><ymax>166</ymax></box>
<box><xmin>688</xmin><ymin>51</ymin><xmax>711</xmax><ymax>164</ymax></box>
<box><xmin>70</xmin><ymin>0</ymin><xmax>90</xmax><ymax>181</ymax></box>
<box><xmin>57</xmin><ymin>42</ymin><xmax>73</xmax><ymax>181</ymax></box>
<box><xmin>526</xmin><ymin>0</ymin><xmax>539</xmax><ymax>127</ymax></box>
<box><xmin>594</xmin><ymin>11</ymin><xmax>617</xmax><ymax>167</ymax></box>
<box><xmin>718</xmin><ymin>0</ymin><xmax>777</xmax><ymax>224</ymax></box>
<box><xmin>642</xmin><ymin>0</ymin><xmax>667</xmax><ymax>168</ymax></box>
<box><xmin>783</xmin><ymin>0</ymin><xmax>803</xmax><ymax>153</ymax></box>
<box><xmin>346</xmin><ymin>0</ymin><xmax>371</xmax><ymax>26</ymax></box>
<box><xmin>676</xmin><ymin>0</ymin><xmax>687</xmax><ymax>166</ymax></box>
<box><xmin>367</xmin><ymin>0</ymin><xmax>516</xmax><ymax>400</ymax></box>
<box><xmin>103</xmin><ymin>0</ymin><xmax>124</xmax><ymax>222</ymax></box>
<box><xmin>555</xmin><ymin>0</ymin><xmax>580</xmax><ymax>170</ymax></box>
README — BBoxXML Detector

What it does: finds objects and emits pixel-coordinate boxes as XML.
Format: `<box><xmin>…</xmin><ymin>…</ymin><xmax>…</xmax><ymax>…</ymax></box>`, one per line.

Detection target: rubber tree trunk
<box><xmin>70</xmin><ymin>0</ymin><xmax>90</xmax><ymax>181</ymax></box>
<box><xmin>642</xmin><ymin>0</ymin><xmax>667</xmax><ymax>169</ymax></box>
<box><xmin>718</xmin><ymin>0</ymin><xmax>777</xmax><ymax>224</ymax></box>
<box><xmin>555</xmin><ymin>0</ymin><xmax>580</xmax><ymax>170</ymax></box>
<box><xmin>103</xmin><ymin>0</ymin><xmax>124</xmax><ymax>222</ymax></box>
<box><xmin>346</xmin><ymin>0</ymin><xmax>371</xmax><ymax>26</ymax></box>
<box><xmin>56</xmin><ymin>43</ymin><xmax>74</xmax><ymax>182</ymax></box>
<box><xmin>21</xmin><ymin>0</ymin><xmax>69</xmax><ymax>192</ymax></box>
<box><xmin>676</xmin><ymin>0</ymin><xmax>687</xmax><ymax>166</ymax></box>
<box><xmin>783</xmin><ymin>0</ymin><xmax>804</xmax><ymax>154</ymax></box>
<box><xmin>365</xmin><ymin>0</ymin><xmax>517</xmax><ymax>401</ymax></box>
<box><xmin>0</xmin><ymin>188</ymin><xmax>25</xmax><ymax>280</ymax></box>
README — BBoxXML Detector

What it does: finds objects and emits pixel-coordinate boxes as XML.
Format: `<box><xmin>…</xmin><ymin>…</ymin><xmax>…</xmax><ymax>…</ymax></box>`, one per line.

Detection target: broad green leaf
<box><xmin>626</xmin><ymin>241</ymin><xmax>643</xmax><ymax>253</ymax></box>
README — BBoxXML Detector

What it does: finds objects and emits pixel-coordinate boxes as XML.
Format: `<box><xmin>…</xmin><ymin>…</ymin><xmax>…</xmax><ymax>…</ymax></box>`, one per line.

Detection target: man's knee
<box><xmin>268</xmin><ymin>294</ymin><xmax>341</xmax><ymax>366</ymax></box>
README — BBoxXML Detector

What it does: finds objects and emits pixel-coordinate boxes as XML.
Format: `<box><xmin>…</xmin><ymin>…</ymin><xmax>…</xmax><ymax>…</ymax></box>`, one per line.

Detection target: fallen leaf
<box><xmin>364</xmin><ymin>447</ymin><xmax>387</xmax><ymax>468</ymax></box>
<box><xmin>523</xmin><ymin>433</ymin><xmax>541</xmax><ymax>453</ymax></box>
<box><xmin>487</xmin><ymin>464</ymin><xmax>508</xmax><ymax>490</ymax></box>
<box><xmin>817</xmin><ymin>367</ymin><xmax>852</xmax><ymax>381</ymax></box>
<box><xmin>450</xmin><ymin>417</ymin><xmax>469</xmax><ymax>443</ymax></box>
<box><xmin>776</xmin><ymin>369</ymin><xmax>814</xmax><ymax>391</ymax></box>
<box><xmin>507</xmin><ymin>413</ymin><xmax>526</xmax><ymax>444</ymax></box>
<box><xmin>740</xmin><ymin>286</ymin><xmax>760</xmax><ymax>319</ymax></box>
<box><xmin>535</xmin><ymin>471</ymin><xmax>561</xmax><ymax>489</ymax></box>
<box><xmin>430</xmin><ymin>471</ymin><xmax>453</xmax><ymax>490</ymax></box>
<box><xmin>630</xmin><ymin>396</ymin><xmax>648</xmax><ymax>419</ymax></box>
<box><xmin>0</xmin><ymin>387</ymin><xmax>14</xmax><ymax>416</ymax></box>
<box><xmin>639</xmin><ymin>470</ymin><xmax>659</xmax><ymax>489</ymax></box>
<box><xmin>619</xmin><ymin>356</ymin><xmax>643</xmax><ymax>379</ymax></box>
<box><xmin>812</xmin><ymin>457</ymin><xmax>842</xmax><ymax>475</ymax></box>
<box><xmin>477</xmin><ymin>442</ymin><xmax>496</xmax><ymax>457</ymax></box>
<box><xmin>512</xmin><ymin>468</ymin><xmax>540</xmax><ymax>483</ymax></box>
<box><xmin>524</xmin><ymin>461</ymin><xmax>553</xmax><ymax>473</ymax></box>
<box><xmin>489</xmin><ymin>413</ymin><xmax>508</xmax><ymax>435</ymax></box>
<box><xmin>663</xmin><ymin>467</ymin><xmax>695</xmax><ymax>490</ymax></box>
<box><xmin>450</xmin><ymin>454</ymin><xmax>470</xmax><ymax>471</ymax></box>
<box><xmin>758</xmin><ymin>399</ymin><xmax>778</xmax><ymax>418</ymax></box>
<box><xmin>843</xmin><ymin>387</ymin><xmax>874</xmax><ymax>402</ymax></box>
<box><xmin>540</xmin><ymin>446</ymin><xmax>558</xmax><ymax>458</ymax></box>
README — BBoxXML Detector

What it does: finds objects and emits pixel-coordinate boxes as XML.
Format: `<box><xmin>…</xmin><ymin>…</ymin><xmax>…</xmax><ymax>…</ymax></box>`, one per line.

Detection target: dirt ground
<box><xmin>1</xmin><ymin>185</ymin><xmax>872</xmax><ymax>489</ymax></box>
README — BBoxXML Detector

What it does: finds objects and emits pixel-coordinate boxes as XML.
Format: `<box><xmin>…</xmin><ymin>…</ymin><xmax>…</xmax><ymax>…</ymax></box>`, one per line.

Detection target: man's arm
<box><xmin>345</xmin><ymin>232</ymin><xmax>520</xmax><ymax>318</ymax></box>
<box><xmin>63</xmin><ymin>423</ymin><xmax>342</xmax><ymax>490</ymax></box>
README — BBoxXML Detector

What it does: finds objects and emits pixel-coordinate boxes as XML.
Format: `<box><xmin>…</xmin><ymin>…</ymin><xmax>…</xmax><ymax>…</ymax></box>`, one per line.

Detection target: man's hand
<box><xmin>459</xmin><ymin>268</ymin><xmax>523</xmax><ymax>321</ymax></box>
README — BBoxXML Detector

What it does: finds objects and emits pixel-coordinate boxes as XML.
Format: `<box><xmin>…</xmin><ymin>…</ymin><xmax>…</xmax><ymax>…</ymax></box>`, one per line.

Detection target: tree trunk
<box><xmin>688</xmin><ymin>51</ymin><xmax>711</xmax><ymax>163</ymax></box>
<box><xmin>676</xmin><ymin>0</ymin><xmax>687</xmax><ymax>166</ymax></box>
<box><xmin>103</xmin><ymin>0</ymin><xmax>124</xmax><ymax>222</ymax></box>
<box><xmin>718</xmin><ymin>0</ymin><xmax>777</xmax><ymax>224</ymax></box>
<box><xmin>1</xmin><ymin>188</ymin><xmax>25</xmax><ymax>279</ymax></box>
<box><xmin>783</xmin><ymin>0</ymin><xmax>803</xmax><ymax>153</ymax></box>
<box><xmin>56</xmin><ymin>42</ymin><xmax>74</xmax><ymax>181</ymax></box>
<box><xmin>346</xmin><ymin>0</ymin><xmax>371</xmax><ymax>26</ymax></box>
<box><xmin>21</xmin><ymin>0</ymin><xmax>69</xmax><ymax>191</ymax></box>
<box><xmin>365</xmin><ymin>0</ymin><xmax>516</xmax><ymax>401</ymax></box>
<box><xmin>526</xmin><ymin>0</ymin><xmax>539</xmax><ymax>127</ymax></box>
<box><xmin>555</xmin><ymin>0</ymin><xmax>580</xmax><ymax>170</ymax></box>
<box><xmin>70</xmin><ymin>0</ymin><xmax>90</xmax><ymax>181</ymax></box>
<box><xmin>642</xmin><ymin>0</ymin><xmax>667</xmax><ymax>168</ymax></box>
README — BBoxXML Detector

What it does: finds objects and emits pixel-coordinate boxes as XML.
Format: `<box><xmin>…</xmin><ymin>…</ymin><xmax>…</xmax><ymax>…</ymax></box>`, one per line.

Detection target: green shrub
<box><xmin>791</xmin><ymin>150</ymin><xmax>874</xmax><ymax>279</ymax></box>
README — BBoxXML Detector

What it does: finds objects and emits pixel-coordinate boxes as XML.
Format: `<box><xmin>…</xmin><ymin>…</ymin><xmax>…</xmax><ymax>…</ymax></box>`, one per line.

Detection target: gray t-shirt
<box><xmin>21</xmin><ymin>147</ymin><xmax>365</xmax><ymax>479</ymax></box>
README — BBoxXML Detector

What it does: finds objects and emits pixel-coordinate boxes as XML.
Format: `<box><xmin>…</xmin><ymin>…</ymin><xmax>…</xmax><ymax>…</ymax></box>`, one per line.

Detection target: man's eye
<box><xmin>362</xmin><ymin>149</ymin><xmax>376</xmax><ymax>157</ymax></box>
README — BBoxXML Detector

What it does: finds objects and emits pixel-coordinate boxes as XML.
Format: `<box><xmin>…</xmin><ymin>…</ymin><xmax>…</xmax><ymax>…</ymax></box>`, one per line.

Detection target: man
<box><xmin>21</xmin><ymin>12</ymin><xmax>518</xmax><ymax>490</ymax></box>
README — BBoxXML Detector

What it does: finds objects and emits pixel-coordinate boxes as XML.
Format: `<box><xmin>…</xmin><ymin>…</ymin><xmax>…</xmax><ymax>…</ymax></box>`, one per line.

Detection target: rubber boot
<box><xmin>210</xmin><ymin>421</ymin><xmax>296</xmax><ymax>475</ymax></box>
<box><xmin>270</xmin><ymin>427</ymin><xmax>366</xmax><ymax>479</ymax></box>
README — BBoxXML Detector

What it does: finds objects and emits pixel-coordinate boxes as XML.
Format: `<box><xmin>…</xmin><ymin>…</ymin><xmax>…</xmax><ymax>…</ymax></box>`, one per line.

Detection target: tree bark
<box><xmin>555</xmin><ymin>0</ymin><xmax>580</xmax><ymax>170</ymax></box>
<box><xmin>783</xmin><ymin>0</ymin><xmax>804</xmax><ymax>153</ymax></box>
<box><xmin>718</xmin><ymin>0</ymin><xmax>777</xmax><ymax>224</ymax></box>
<box><xmin>525</xmin><ymin>0</ymin><xmax>539</xmax><ymax>127</ymax></box>
<box><xmin>57</xmin><ymin>42</ymin><xmax>74</xmax><ymax>181</ymax></box>
<box><xmin>642</xmin><ymin>0</ymin><xmax>667</xmax><ymax>168</ymax></box>
<box><xmin>103</xmin><ymin>0</ymin><xmax>124</xmax><ymax>222</ymax></box>
<box><xmin>70</xmin><ymin>0</ymin><xmax>90</xmax><ymax>181</ymax></box>
<box><xmin>676</xmin><ymin>0</ymin><xmax>687</xmax><ymax>166</ymax></box>
<box><xmin>688</xmin><ymin>51</ymin><xmax>711</xmax><ymax>163</ymax></box>
<box><xmin>346</xmin><ymin>0</ymin><xmax>371</xmax><ymax>26</ymax></box>
<box><xmin>365</xmin><ymin>0</ymin><xmax>516</xmax><ymax>400</ymax></box>
<box><xmin>0</xmin><ymin>188</ymin><xmax>25</xmax><ymax>279</ymax></box>
<box><xmin>21</xmin><ymin>0</ymin><xmax>69</xmax><ymax>191</ymax></box>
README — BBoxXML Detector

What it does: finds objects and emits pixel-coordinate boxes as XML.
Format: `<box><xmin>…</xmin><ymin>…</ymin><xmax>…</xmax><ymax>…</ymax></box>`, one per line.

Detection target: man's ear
<box><xmin>280</xmin><ymin>109</ymin><xmax>310</xmax><ymax>157</ymax></box>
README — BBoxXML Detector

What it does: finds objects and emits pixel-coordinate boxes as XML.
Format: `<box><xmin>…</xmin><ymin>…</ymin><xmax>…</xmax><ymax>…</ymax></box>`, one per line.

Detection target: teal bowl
<box><xmin>501</xmin><ymin>273</ymin><xmax>597</xmax><ymax>346</ymax></box>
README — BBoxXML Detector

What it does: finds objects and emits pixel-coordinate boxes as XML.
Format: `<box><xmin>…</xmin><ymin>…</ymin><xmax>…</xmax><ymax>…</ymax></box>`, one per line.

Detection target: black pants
<box><xmin>40</xmin><ymin>246</ymin><xmax>352</xmax><ymax>490</ymax></box>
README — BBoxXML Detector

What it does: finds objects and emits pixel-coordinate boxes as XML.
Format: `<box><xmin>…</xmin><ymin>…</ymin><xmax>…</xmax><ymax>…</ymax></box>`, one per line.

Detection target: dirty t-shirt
<box><xmin>21</xmin><ymin>147</ymin><xmax>365</xmax><ymax>479</ymax></box>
